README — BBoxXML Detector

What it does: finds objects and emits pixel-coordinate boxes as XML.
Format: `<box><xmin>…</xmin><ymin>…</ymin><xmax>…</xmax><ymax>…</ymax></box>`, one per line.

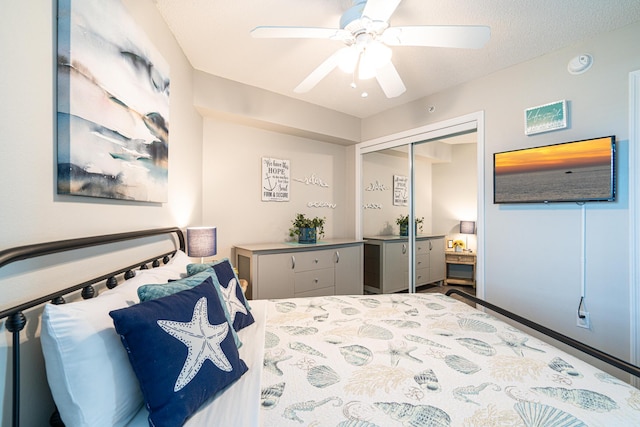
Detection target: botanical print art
<box><xmin>57</xmin><ymin>0</ymin><xmax>170</xmax><ymax>202</ymax></box>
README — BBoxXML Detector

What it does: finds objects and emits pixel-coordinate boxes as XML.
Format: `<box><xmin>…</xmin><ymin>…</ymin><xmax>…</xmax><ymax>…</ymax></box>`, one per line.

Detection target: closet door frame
<box><xmin>629</xmin><ymin>70</ymin><xmax>640</xmax><ymax>387</ymax></box>
<box><xmin>355</xmin><ymin>111</ymin><xmax>485</xmax><ymax>297</ymax></box>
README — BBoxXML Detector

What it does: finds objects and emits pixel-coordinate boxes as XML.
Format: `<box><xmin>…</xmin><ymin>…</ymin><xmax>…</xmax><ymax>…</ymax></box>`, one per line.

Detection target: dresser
<box><xmin>364</xmin><ymin>235</ymin><xmax>445</xmax><ymax>294</ymax></box>
<box><xmin>234</xmin><ymin>239</ymin><xmax>363</xmax><ymax>300</ymax></box>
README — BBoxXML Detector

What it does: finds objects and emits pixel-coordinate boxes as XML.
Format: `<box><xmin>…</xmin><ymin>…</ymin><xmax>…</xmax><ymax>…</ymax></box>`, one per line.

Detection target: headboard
<box><xmin>0</xmin><ymin>227</ymin><xmax>185</xmax><ymax>427</ymax></box>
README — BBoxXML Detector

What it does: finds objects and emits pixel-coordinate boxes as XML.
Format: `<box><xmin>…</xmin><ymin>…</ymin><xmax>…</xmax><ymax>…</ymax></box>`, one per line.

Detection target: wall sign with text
<box><xmin>262</xmin><ymin>157</ymin><xmax>290</xmax><ymax>201</ymax></box>
<box><xmin>524</xmin><ymin>100</ymin><xmax>567</xmax><ymax>135</ymax></box>
<box><xmin>393</xmin><ymin>175</ymin><xmax>408</xmax><ymax>206</ymax></box>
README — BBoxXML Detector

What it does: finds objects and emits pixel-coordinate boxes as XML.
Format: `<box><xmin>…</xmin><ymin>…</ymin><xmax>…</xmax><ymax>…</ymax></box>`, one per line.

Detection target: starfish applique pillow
<box><xmin>188</xmin><ymin>258</ymin><xmax>254</xmax><ymax>331</ymax></box>
<box><xmin>110</xmin><ymin>278</ymin><xmax>248</xmax><ymax>427</ymax></box>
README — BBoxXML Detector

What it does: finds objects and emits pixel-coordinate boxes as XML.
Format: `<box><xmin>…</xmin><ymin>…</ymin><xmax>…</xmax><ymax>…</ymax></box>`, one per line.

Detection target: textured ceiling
<box><xmin>152</xmin><ymin>0</ymin><xmax>640</xmax><ymax>119</ymax></box>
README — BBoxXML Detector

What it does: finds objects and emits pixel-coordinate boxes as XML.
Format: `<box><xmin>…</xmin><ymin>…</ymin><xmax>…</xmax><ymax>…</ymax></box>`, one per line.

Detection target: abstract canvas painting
<box><xmin>57</xmin><ymin>0</ymin><xmax>170</xmax><ymax>202</ymax></box>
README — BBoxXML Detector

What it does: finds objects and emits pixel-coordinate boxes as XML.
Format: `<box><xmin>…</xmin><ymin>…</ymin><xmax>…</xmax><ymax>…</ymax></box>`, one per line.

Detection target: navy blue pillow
<box><xmin>210</xmin><ymin>259</ymin><xmax>255</xmax><ymax>331</ymax></box>
<box><xmin>110</xmin><ymin>279</ymin><xmax>248</xmax><ymax>427</ymax></box>
<box><xmin>137</xmin><ymin>271</ymin><xmax>242</xmax><ymax>349</ymax></box>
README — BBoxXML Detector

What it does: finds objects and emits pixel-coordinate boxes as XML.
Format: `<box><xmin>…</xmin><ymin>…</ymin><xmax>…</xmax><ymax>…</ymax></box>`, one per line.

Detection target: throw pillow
<box><xmin>210</xmin><ymin>259</ymin><xmax>254</xmax><ymax>330</ymax></box>
<box><xmin>110</xmin><ymin>280</ymin><xmax>248</xmax><ymax>427</ymax></box>
<box><xmin>137</xmin><ymin>271</ymin><xmax>241</xmax><ymax>347</ymax></box>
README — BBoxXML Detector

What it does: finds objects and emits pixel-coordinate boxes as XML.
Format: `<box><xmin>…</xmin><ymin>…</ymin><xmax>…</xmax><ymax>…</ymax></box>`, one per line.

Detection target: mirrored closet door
<box><xmin>362</xmin><ymin>147</ymin><xmax>410</xmax><ymax>294</ymax></box>
<box><xmin>359</xmin><ymin>129</ymin><xmax>478</xmax><ymax>295</ymax></box>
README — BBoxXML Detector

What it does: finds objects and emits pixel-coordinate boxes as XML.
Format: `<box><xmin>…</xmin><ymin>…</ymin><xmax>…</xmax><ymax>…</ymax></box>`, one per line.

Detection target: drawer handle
<box><xmin>315</xmin><ymin>258</ymin><xmax>319</xmax><ymax>263</ymax></box>
<box><xmin>314</xmin><ymin>278</ymin><xmax>319</xmax><ymax>283</ymax></box>
<box><xmin>291</xmin><ymin>255</ymin><xmax>296</xmax><ymax>269</ymax></box>
<box><xmin>335</xmin><ymin>251</ymin><xmax>340</xmax><ymax>264</ymax></box>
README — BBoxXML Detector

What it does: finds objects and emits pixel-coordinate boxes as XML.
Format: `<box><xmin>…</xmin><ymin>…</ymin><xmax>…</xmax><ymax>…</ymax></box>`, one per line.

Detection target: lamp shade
<box><xmin>460</xmin><ymin>221</ymin><xmax>476</xmax><ymax>234</ymax></box>
<box><xmin>186</xmin><ymin>227</ymin><xmax>217</xmax><ymax>258</ymax></box>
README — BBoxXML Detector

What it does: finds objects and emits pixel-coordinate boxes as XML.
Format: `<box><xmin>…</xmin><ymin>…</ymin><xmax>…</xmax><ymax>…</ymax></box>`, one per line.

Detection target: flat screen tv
<box><xmin>493</xmin><ymin>136</ymin><xmax>616</xmax><ymax>204</ymax></box>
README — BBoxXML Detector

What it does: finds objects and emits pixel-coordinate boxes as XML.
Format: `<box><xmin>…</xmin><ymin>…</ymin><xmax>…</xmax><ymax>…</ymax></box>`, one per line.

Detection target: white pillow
<box><xmin>41</xmin><ymin>292</ymin><xmax>142</xmax><ymax>427</ymax></box>
<box><xmin>101</xmin><ymin>250</ymin><xmax>190</xmax><ymax>302</ymax></box>
<box><xmin>40</xmin><ymin>250</ymin><xmax>190</xmax><ymax>427</ymax></box>
<box><xmin>154</xmin><ymin>249</ymin><xmax>190</xmax><ymax>277</ymax></box>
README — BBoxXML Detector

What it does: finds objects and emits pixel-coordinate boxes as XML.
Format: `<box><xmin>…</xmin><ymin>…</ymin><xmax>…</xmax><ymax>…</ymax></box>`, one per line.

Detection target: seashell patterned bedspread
<box><xmin>258</xmin><ymin>293</ymin><xmax>640</xmax><ymax>426</ymax></box>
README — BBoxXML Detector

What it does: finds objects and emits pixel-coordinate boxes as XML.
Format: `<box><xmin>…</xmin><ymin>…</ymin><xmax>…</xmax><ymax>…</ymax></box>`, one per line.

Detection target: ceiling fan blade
<box><xmin>382</xmin><ymin>25</ymin><xmax>491</xmax><ymax>49</ymax></box>
<box><xmin>375</xmin><ymin>61</ymin><xmax>406</xmax><ymax>98</ymax></box>
<box><xmin>294</xmin><ymin>47</ymin><xmax>349</xmax><ymax>93</ymax></box>
<box><xmin>251</xmin><ymin>26</ymin><xmax>352</xmax><ymax>42</ymax></box>
<box><xmin>362</xmin><ymin>0</ymin><xmax>402</xmax><ymax>23</ymax></box>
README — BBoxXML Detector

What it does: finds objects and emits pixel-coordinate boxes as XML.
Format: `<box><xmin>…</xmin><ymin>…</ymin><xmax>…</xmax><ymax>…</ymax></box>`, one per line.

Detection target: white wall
<box><xmin>361</xmin><ymin>142</ymin><xmax>477</xmax><ymax>243</ymax></box>
<box><xmin>361</xmin><ymin>150</ymin><xmax>434</xmax><ymax>237</ymax></box>
<box><xmin>201</xmin><ymin>118</ymin><xmax>351</xmax><ymax>260</ymax></box>
<box><xmin>2</xmin><ymin>2</ymin><xmax>639</xmax><ymax>424</ymax></box>
<box><xmin>433</xmin><ymin>143</ymin><xmax>478</xmax><ymax>251</ymax></box>
<box><xmin>361</xmin><ymin>21</ymin><xmax>640</xmax><ymax>378</ymax></box>
<box><xmin>0</xmin><ymin>1</ymin><xmax>203</xmax><ymax>424</ymax></box>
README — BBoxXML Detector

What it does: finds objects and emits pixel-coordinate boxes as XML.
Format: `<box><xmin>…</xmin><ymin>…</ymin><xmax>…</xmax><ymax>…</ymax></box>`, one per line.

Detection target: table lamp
<box><xmin>459</xmin><ymin>220</ymin><xmax>476</xmax><ymax>251</ymax></box>
<box><xmin>187</xmin><ymin>226</ymin><xmax>217</xmax><ymax>263</ymax></box>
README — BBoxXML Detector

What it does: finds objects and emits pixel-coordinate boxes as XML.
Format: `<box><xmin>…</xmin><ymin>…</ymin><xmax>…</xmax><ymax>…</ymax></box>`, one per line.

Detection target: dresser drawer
<box><xmin>445</xmin><ymin>253</ymin><xmax>475</xmax><ymax>264</ymax></box>
<box><xmin>294</xmin><ymin>267</ymin><xmax>335</xmax><ymax>294</ymax></box>
<box><xmin>415</xmin><ymin>241</ymin><xmax>428</xmax><ymax>254</ymax></box>
<box><xmin>415</xmin><ymin>267</ymin><xmax>430</xmax><ymax>285</ymax></box>
<box><xmin>293</xmin><ymin>250</ymin><xmax>334</xmax><ymax>272</ymax></box>
<box><xmin>415</xmin><ymin>254</ymin><xmax>429</xmax><ymax>270</ymax></box>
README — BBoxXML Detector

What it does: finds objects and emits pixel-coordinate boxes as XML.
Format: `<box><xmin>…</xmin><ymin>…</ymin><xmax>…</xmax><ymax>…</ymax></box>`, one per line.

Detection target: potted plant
<box><xmin>396</xmin><ymin>214</ymin><xmax>424</xmax><ymax>236</ymax></box>
<box><xmin>453</xmin><ymin>239</ymin><xmax>465</xmax><ymax>252</ymax></box>
<box><xmin>289</xmin><ymin>213</ymin><xmax>325</xmax><ymax>244</ymax></box>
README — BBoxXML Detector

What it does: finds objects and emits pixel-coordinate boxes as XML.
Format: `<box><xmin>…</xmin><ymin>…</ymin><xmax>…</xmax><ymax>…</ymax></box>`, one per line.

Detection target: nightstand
<box><xmin>445</xmin><ymin>251</ymin><xmax>476</xmax><ymax>287</ymax></box>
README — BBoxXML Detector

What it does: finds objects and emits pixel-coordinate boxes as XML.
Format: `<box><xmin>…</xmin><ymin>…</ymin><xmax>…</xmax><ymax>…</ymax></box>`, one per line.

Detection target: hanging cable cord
<box><xmin>578</xmin><ymin>202</ymin><xmax>587</xmax><ymax>319</ymax></box>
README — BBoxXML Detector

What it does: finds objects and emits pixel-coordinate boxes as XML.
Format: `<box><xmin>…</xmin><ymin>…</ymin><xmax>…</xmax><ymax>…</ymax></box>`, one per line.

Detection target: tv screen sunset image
<box><xmin>494</xmin><ymin>137</ymin><xmax>615</xmax><ymax>203</ymax></box>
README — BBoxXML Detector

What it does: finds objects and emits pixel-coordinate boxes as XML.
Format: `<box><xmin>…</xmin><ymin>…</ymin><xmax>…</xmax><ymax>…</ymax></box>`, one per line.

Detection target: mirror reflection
<box><xmin>362</xmin><ymin>132</ymin><xmax>478</xmax><ymax>294</ymax></box>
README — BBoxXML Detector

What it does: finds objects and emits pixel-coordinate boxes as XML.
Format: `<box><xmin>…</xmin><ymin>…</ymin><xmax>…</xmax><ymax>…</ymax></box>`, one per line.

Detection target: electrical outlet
<box><xmin>576</xmin><ymin>311</ymin><xmax>590</xmax><ymax>329</ymax></box>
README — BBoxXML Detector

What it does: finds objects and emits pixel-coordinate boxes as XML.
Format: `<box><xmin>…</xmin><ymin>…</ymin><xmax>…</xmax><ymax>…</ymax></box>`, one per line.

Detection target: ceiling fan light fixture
<box><xmin>358</xmin><ymin>57</ymin><xmax>376</xmax><ymax>80</ymax></box>
<box><xmin>337</xmin><ymin>47</ymin><xmax>360</xmax><ymax>73</ymax></box>
<box><xmin>367</xmin><ymin>40</ymin><xmax>392</xmax><ymax>67</ymax></box>
<box><xmin>253</xmin><ymin>0</ymin><xmax>489</xmax><ymax>99</ymax></box>
<box><xmin>358</xmin><ymin>41</ymin><xmax>391</xmax><ymax>79</ymax></box>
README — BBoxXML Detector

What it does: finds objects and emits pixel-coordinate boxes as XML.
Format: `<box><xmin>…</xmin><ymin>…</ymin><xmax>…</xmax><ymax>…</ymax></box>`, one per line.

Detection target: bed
<box><xmin>1</xmin><ymin>228</ymin><xmax>639</xmax><ymax>427</ymax></box>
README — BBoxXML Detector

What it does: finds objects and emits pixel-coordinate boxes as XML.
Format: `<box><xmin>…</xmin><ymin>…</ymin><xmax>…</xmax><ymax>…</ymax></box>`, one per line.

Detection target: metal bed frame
<box><xmin>1</xmin><ymin>228</ymin><xmax>638</xmax><ymax>426</ymax></box>
<box><xmin>445</xmin><ymin>288</ymin><xmax>640</xmax><ymax>379</ymax></box>
<box><xmin>0</xmin><ymin>227</ymin><xmax>185</xmax><ymax>427</ymax></box>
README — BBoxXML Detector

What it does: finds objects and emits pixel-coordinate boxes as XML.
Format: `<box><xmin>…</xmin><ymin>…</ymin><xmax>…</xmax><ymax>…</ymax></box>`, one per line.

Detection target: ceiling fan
<box><xmin>250</xmin><ymin>0</ymin><xmax>490</xmax><ymax>98</ymax></box>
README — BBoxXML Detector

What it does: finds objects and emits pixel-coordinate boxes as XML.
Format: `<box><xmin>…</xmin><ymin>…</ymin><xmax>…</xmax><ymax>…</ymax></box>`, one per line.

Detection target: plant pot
<box><xmin>399</xmin><ymin>223</ymin><xmax>418</xmax><ymax>237</ymax></box>
<box><xmin>455</xmin><ymin>246</ymin><xmax>462</xmax><ymax>252</ymax></box>
<box><xmin>298</xmin><ymin>227</ymin><xmax>317</xmax><ymax>244</ymax></box>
